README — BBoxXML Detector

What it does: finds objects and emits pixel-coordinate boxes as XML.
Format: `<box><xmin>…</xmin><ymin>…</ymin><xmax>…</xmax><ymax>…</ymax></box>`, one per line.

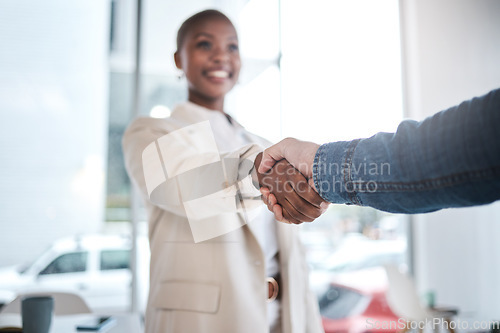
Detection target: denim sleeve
<box><xmin>313</xmin><ymin>88</ymin><xmax>500</xmax><ymax>214</ymax></box>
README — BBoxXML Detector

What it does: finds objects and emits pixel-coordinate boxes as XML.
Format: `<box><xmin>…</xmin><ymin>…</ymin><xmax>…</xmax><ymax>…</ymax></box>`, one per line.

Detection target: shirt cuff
<box><xmin>313</xmin><ymin>141</ymin><xmax>360</xmax><ymax>205</ymax></box>
<box><xmin>249</xmin><ymin>164</ymin><xmax>260</xmax><ymax>191</ymax></box>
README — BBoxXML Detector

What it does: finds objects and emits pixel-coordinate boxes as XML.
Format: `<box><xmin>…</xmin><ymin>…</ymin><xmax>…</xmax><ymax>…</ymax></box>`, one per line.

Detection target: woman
<box><xmin>122</xmin><ymin>10</ymin><xmax>324</xmax><ymax>333</ymax></box>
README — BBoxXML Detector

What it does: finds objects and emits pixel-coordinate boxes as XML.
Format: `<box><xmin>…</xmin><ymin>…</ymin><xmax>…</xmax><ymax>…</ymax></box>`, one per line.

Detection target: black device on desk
<box><xmin>76</xmin><ymin>316</ymin><xmax>115</xmax><ymax>331</ymax></box>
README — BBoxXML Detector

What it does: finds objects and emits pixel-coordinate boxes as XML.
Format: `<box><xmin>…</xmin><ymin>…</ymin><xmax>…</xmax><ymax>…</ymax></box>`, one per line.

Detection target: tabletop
<box><xmin>53</xmin><ymin>313</ymin><xmax>143</xmax><ymax>332</ymax></box>
<box><xmin>0</xmin><ymin>313</ymin><xmax>143</xmax><ymax>333</ymax></box>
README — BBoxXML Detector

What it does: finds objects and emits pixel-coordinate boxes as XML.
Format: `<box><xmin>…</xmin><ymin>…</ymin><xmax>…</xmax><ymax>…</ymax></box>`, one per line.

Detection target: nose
<box><xmin>211</xmin><ymin>45</ymin><xmax>230</xmax><ymax>63</ymax></box>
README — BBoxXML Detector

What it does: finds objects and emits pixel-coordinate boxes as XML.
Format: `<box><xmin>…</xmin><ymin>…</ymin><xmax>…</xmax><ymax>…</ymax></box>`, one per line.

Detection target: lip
<box><xmin>203</xmin><ymin>68</ymin><xmax>233</xmax><ymax>82</ymax></box>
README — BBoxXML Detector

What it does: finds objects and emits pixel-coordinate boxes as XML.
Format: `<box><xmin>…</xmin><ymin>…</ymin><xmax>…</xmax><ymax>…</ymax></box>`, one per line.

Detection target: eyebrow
<box><xmin>194</xmin><ymin>32</ymin><xmax>214</xmax><ymax>39</ymax></box>
<box><xmin>193</xmin><ymin>32</ymin><xmax>238</xmax><ymax>41</ymax></box>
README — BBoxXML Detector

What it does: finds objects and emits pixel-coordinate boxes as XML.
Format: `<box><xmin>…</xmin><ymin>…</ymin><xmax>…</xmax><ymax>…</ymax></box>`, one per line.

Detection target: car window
<box><xmin>100</xmin><ymin>250</ymin><xmax>130</xmax><ymax>270</ymax></box>
<box><xmin>319</xmin><ymin>285</ymin><xmax>366</xmax><ymax>319</ymax></box>
<box><xmin>39</xmin><ymin>252</ymin><xmax>88</xmax><ymax>275</ymax></box>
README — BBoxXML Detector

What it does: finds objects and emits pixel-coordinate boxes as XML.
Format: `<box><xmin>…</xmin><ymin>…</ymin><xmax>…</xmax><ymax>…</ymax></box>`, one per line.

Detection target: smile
<box><xmin>205</xmin><ymin>70</ymin><xmax>231</xmax><ymax>79</ymax></box>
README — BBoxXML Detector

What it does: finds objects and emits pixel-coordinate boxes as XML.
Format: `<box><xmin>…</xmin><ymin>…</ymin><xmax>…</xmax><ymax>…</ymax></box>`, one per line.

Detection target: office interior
<box><xmin>0</xmin><ymin>0</ymin><xmax>499</xmax><ymax>332</ymax></box>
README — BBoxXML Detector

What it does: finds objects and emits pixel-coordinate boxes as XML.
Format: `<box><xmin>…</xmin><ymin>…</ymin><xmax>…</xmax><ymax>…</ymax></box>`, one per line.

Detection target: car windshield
<box><xmin>319</xmin><ymin>285</ymin><xmax>367</xmax><ymax>319</ymax></box>
<box><xmin>39</xmin><ymin>252</ymin><xmax>88</xmax><ymax>275</ymax></box>
<box><xmin>17</xmin><ymin>244</ymin><xmax>54</xmax><ymax>274</ymax></box>
<box><xmin>17</xmin><ymin>263</ymin><xmax>31</xmax><ymax>274</ymax></box>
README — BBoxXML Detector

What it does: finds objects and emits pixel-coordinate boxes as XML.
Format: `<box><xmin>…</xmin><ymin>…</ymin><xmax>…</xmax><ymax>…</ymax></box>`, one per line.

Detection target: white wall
<box><xmin>400</xmin><ymin>0</ymin><xmax>500</xmax><ymax>322</ymax></box>
<box><xmin>0</xmin><ymin>1</ymin><xmax>109</xmax><ymax>266</ymax></box>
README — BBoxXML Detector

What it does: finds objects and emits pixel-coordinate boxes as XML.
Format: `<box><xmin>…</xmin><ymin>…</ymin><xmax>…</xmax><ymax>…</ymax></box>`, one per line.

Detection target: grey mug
<box><xmin>21</xmin><ymin>296</ymin><xmax>54</xmax><ymax>333</ymax></box>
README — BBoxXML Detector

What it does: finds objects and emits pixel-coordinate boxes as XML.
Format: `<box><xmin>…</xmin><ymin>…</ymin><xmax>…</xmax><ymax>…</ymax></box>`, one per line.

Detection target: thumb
<box><xmin>258</xmin><ymin>146</ymin><xmax>283</xmax><ymax>173</ymax></box>
<box><xmin>258</xmin><ymin>141</ymin><xmax>288</xmax><ymax>173</ymax></box>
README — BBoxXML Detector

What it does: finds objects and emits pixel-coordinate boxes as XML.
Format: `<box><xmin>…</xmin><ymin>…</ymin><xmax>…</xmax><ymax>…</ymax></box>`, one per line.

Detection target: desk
<box><xmin>52</xmin><ymin>314</ymin><xmax>142</xmax><ymax>333</ymax></box>
<box><xmin>0</xmin><ymin>313</ymin><xmax>143</xmax><ymax>333</ymax></box>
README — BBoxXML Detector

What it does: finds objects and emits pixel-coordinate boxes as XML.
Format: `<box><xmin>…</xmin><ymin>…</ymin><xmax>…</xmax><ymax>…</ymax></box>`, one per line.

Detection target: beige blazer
<box><xmin>122</xmin><ymin>102</ymin><xmax>323</xmax><ymax>333</ymax></box>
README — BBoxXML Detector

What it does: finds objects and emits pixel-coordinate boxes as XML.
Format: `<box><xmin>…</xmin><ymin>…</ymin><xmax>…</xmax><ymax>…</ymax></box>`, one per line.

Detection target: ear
<box><xmin>174</xmin><ymin>51</ymin><xmax>182</xmax><ymax>70</ymax></box>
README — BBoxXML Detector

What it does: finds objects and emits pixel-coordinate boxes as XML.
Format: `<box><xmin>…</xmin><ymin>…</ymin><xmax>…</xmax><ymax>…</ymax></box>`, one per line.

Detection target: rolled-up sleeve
<box><xmin>123</xmin><ymin>117</ymin><xmax>264</xmax><ymax>242</ymax></box>
<box><xmin>313</xmin><ymin>88</ymin><xmax>500</xmax><ymax>214</ymax></box>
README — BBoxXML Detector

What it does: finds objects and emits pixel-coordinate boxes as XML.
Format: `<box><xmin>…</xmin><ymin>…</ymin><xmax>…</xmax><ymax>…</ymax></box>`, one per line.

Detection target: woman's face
<box><xmin>175</xmin><ymin>18</ymin><xmax>241</xmax><ymax>108</ymax></box>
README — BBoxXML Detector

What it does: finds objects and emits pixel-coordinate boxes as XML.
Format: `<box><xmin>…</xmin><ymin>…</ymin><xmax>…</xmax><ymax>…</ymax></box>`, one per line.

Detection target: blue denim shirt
<box><xmin>313</xmin><ymin>88</ymin><xmax>500</xmax><ymax>214</ymax></box>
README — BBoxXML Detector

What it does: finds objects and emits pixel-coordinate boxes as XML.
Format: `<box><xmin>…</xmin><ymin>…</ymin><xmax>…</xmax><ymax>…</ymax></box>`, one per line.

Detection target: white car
<box><xmin>0</xmin><ymin>234</ymin><xmax>150</xmax><ymax>313</ymax></box>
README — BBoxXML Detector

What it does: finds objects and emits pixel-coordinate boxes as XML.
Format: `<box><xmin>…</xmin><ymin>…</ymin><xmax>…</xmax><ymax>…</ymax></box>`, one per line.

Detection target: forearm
<box><xmin>313</xmin><ymin>88</ymin><xmax>500</xmax><ymax>213</ymax></box>
<box><xmin>123</xmin><ymin>118</ymin><xmax>263</xmax><ymax>217</ymax></box>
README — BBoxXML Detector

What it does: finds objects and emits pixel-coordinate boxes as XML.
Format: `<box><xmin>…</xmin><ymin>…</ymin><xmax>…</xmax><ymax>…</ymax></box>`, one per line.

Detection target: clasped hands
<box><xmin>254</xmin><ymin>149</ymin><xmax>328</xmax><ymax>224</ymax></box>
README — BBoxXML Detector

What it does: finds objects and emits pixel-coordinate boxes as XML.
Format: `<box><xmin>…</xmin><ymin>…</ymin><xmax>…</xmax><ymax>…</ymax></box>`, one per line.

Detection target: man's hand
<box><xmin>258</xmin><ymin>138</ymin><xmax>320</xmax><ymax>179</ymax></box>
<box><xmin>254</xmin><ymin>152</ymin><xmax>327</xmax><ymax>224</ymax></box>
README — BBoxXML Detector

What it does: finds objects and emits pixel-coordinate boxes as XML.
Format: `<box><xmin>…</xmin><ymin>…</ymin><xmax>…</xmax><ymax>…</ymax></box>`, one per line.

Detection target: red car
<box><xmin>319</xmin><ymin>267</ymin><xmax>400</xmax><ymax>333</ymax></box>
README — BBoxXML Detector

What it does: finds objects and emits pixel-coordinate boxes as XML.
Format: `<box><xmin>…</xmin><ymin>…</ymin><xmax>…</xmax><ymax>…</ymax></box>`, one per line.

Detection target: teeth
<box><xmin>207</xmin><ymin>70</ymin><xmax>229</xmax><ymax>78</ymax></box>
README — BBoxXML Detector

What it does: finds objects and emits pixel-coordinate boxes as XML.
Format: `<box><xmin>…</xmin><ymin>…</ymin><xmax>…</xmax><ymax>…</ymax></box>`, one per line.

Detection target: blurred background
<box><xmin>0</xmin><ymin>0</ymin><xmax>499</xmax><ymax>332</ymax></box>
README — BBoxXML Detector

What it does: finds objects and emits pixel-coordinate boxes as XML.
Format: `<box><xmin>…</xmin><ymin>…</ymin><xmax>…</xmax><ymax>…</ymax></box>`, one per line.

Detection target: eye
<box><xmin>196</xmin><ymin>40</ymin><xmax>211</xmax><ymax>50</ymax></box>
<box><xmin>228</xmin><ymin>43</ymin><xmax>239</xmax><ymax>52</ymax></box>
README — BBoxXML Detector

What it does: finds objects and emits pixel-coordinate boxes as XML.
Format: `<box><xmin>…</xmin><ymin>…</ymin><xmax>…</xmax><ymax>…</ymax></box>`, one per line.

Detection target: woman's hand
<box><xmin>254</xmin><ymin>153</ymin><xmax>328</xmax><ymax>224</ymax></box>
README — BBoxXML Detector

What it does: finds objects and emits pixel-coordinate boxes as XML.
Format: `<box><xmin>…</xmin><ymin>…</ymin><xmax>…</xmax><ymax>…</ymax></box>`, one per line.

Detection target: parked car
<box><xmin>0</xmin><ymin>234</ymin><xmax>150</xmax><ymax>313</ymax></box>
<box><xmin>319</xmin><ymin>267</ymin><xmax>400</xmax><ymax>333</ymax></box>
<box><xmin>310</xmin><ymin>237</ymin><xmax>406</xmax><ymax>296</ymax></box>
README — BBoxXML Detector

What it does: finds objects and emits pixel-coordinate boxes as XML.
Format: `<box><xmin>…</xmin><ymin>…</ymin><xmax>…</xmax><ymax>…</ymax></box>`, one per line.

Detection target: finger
<box><xmin>267</xmin><ymin>196</ymin><xmax>275</xmax><ymax>212</ymax></box>
<box><xmin>260</xmin><ymin>188</ymin><xmax>270</xmax><ymax>203</ymax></box>
<box><xmin>271</xmin><ymin>204</ymin><xmax>288</xmax><ymax>223</ymax></box>
<box><xmin>272</xmin><ymin>204</ymin><xmax>283</xmax><ymax>220</ymax></box>
<box><xmin>262</xmin><ymin>193</ymin><xmax>269</xmax><ymax>205</ymax></box>
<box><xmin>289</xmin><ymin>175</ymin><xmax>325</xmax><ymax>208</ymax></box>
<box><xmin>281</xmin><ymin>205</ymin><xmax>304</xmax><ymax>225</ymax></box>
<box><xmin>283</xmin><ymin>191</ymin><xmax>323</xmax><ymax>220</ymax></box>
<box><xmin>272</xmin><ymin>203</ymin><xmax>301</xmax><ymax>225</ymax></box>
<box><xmin>281</xmin><ymin>182</ymin><xmax>323</xmax><ymax>220</ymax></box>
<box><xmin>277</xmin><ymin>182</ymin><xmax>315</xmax><ymax>222</ymax></box>
<box><xmin>267</xmin><ymin>193</ymin><xmax>278</xmax><ymax>206</ymax></box>
<box><xmin>282</xmin><ymin>196</ymin><xmax>315</xmax><ymax>223</ymax></box>
<box><xmin>262</xmin><ymin>195</ymin><xmax>269</xmax><ymax>206</ymax></box>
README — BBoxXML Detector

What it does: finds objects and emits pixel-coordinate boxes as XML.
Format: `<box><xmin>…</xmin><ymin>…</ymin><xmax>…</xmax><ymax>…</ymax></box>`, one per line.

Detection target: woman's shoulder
<box><xmin>242</xmin><ymin>129</ymin><xmax>273</xmax><ymax>148</ymax></box>
<box><xmin>122</xmin><ymin>117</ymin><xmax>188</xmax><ymax>154</ymax></box>
<box><xmin>125</xmin><ymin>114</ymin><xmax>185</xmax><ymax>135</ymax></box>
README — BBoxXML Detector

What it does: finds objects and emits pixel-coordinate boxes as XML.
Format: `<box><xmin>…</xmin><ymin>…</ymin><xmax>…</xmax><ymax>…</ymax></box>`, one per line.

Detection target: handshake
<box><xmin>253</xmin><ymin>138</ymin><xmax>329</xmax><ymax>224</ymax></box>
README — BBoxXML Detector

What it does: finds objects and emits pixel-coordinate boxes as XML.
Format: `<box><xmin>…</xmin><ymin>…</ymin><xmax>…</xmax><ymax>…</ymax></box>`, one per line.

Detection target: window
<box><xmin>100</xmin><ymin>250</ymin><xmax>130</xmax><ymax>271</ymax></box>
<box><xmin>39</xmin><ymin>252</ymin><xmax>88</xmax><ymax>275</ymax></box>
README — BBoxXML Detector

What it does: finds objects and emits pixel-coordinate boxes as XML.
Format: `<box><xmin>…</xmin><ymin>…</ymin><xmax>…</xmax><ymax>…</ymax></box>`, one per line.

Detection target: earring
<box><xmin>177</xmin><ymin>70</ymin><xmax>184</xmax><ymax>80</ymax></box>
